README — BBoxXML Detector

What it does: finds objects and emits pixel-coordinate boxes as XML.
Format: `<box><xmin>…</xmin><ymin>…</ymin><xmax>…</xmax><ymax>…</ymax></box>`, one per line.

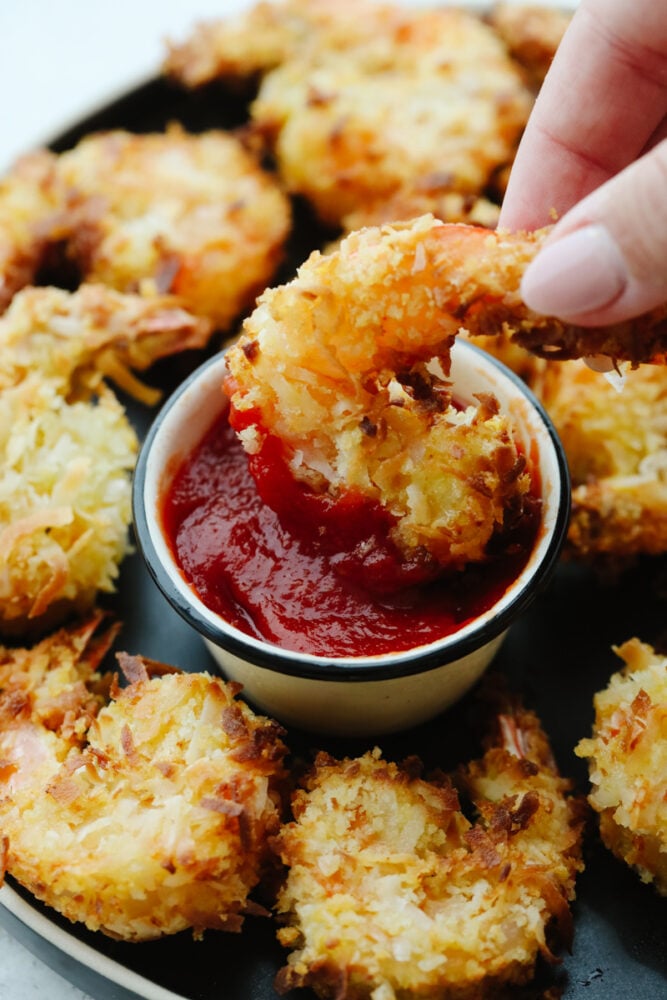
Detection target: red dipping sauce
<box><xmin>161</xmin><ymin>406</ymin><xmax>540</xmax><ymax>657</ymax></box>
<box><xmin>160</xmin><ymin>410</ymin><xmax>540</xmax><ymax>658</ymax></box>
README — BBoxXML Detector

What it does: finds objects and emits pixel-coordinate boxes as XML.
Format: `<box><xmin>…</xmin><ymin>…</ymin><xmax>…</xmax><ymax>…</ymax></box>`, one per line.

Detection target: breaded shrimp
<box><xmin>166</xmin><ymin>0</ymin><xmax>532</xmax><ymax>227</ymax></box>
<box><xmin>534</xmin><ymin>361</ymin><xmax>667</xmax><ymax>564</ymax></box>
<box><xmin>463</xmin><ymin>336</ymin><xmax>667</xmax><ymax>565</ymax></box>
<box><xmin>0</xmin><ymin>376</ymin><xmax>137</xmax><ymax>633</ymax></box>
<box><xmin>0</xmin><ymin>282</ymin><xmax>211</xmax><ymax>404</ymax></box>
<box><xmin>0</xmin><ymin>623</ymin><xmax>288</xmax><ymax>941</ymax></box>
<box><xmin>0</xmin><ymin>127</ymin><xmax>291</xmax><ymax>329</ymax></box>
<box><xmin>490</xmin><ymin>3</ymin><xmax>571</xmax><ymax>90</ymax></box>
<box><xmin>226</xmin><ymin>217</ymin><xmax>535</xmax><ymax>583</ymax></box>
<box><xmin>576</xmin><ymin>639</ymin><xmax>667</xmax><ymax>895</ymax></box>
<box><xmin>0</xmin><ymin>284</ymin><xmax>209</xmax><ymax>634</ymax></box>
<box><xmin>274</xmin><ymin>694</ymin><xmax>584</xmax><ymax>998</ymax></box>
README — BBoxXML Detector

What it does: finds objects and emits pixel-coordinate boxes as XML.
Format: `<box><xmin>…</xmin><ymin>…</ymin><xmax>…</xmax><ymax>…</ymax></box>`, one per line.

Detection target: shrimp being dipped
<box><xmin>576</xmin><ymin>639</ymin><xmax>667</xmax><ymax>895</ymax></box>
<box><xmin>274</xmin><ymin>690</ymin><xmax>585</xmax><ymax>998</ymax></box>
<box><xmin>225</xmin><ymin>215</ymin><xmax>667</xmax><ymax>589</ymax></box>
<box><xmin>0</xmin><ymin>127</ymin><xmax>291</xmax><ymax>329</ymax></box>
<box><xmin>0</xmin><ymin>621</ymin><xmax>288</xmax><ymax>941</ymax></box>
<box><xmin>166</xmin><ymin>0</ymin><xmax>532</xmax><ymax>228</ymax></box>
<box><xmin>226</xmin><ymin>216</ymin><xmax>536</xmax><ymax>590</ymax></box>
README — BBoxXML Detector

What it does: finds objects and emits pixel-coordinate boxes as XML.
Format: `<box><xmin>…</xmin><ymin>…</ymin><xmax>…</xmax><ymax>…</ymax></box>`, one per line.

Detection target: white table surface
<box><xmin>0</xmin><ymin>1</ymin><xmax>576</xmax><ymax>998</ymax></box>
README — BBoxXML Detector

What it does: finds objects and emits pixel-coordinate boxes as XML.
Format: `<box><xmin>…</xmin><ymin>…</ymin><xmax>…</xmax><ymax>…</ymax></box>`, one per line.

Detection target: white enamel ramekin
<box><xmin>133</xmin><ymin>341</ymin><xmax>570</xmax><ymax>737</ymax></box>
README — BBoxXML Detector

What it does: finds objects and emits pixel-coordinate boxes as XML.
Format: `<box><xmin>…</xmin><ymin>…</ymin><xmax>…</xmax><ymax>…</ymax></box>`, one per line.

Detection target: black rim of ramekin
<box><xmin>133</xmin><ymin>345</ymin><xmax>571</xmax><ymax>683</ymax></box>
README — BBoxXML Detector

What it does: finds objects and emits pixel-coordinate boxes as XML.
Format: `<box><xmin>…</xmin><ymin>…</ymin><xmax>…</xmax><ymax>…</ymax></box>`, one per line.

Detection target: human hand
<box><xmin>498</xmin><ymin>0</ymin><xmax>667</xmax><ymax>327</ymax></box>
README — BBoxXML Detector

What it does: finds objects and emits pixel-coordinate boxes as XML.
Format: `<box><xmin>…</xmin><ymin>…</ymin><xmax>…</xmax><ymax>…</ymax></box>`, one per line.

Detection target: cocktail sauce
<box><xmin>160</xmin><ymin>410</ymin><xmax>540</xmax><ymax>657</ymax></box>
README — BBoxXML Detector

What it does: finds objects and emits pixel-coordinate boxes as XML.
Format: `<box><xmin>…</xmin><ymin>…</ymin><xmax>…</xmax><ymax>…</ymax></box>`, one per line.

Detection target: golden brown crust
<box><xmin>0</xmin><ymin>283</ymin><xmax>212</xmax><ymax>635</ymax></box>
<box><xmin>165</xmin><ymin>0</ymin><xmax>532</xmax><ymax>227</ymax></box>
<box><xmin>0</xmin><ymin>624</ymin><xmax>288</xmax><ymax>940</ymax></box>
<box><xmin>274</xmin><ymin>695</ymin><xmax>584</xmax><ymax>998</ymax></box>
<box><xmin>0</xmin><ymin>127</ymin><xmax>290</xmax><ymax>329</ymax></box>
<box><xmin>576</xmin><ymin>639</ymin><xmax>667</xmax><ymax>894</ymax></box>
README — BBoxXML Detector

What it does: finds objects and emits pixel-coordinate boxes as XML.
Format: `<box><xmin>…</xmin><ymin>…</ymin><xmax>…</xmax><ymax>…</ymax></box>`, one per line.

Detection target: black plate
<box><xmin>1</xmin><ymin>68</ymin><xmax>666</xmax><ymax>1000</ymax></box>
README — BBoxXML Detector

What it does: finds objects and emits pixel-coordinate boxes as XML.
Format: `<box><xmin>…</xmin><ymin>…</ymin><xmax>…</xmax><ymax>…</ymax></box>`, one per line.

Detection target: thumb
<box><xmin>519</xmin><ymin>138</ymin><xmax>667</xmax><ymax>326</ymax></box>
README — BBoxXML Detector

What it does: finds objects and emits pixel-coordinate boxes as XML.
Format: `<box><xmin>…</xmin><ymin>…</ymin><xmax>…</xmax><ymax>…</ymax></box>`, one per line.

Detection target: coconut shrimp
<box><xmin>226</xmin><ymin>216</ymin><xmax>538</xmax><ymax>587</ymax></box>
<box><xmin>274</xmin><ymin>691</ymin><xmax>584</xmax><ymax>998</ymax></box>
<box><xmin>0</xmin><ymin>620</ymin><xmax>288</xmax><ymax>940</ymax></box>
<box><xmin>460</xmin><ymin>331</ymin><xmax>667</xmax><ymax>566</ymax></box>
<box><xmin>0</xmin><ymin>282</ymin><xmax>211</xmax><ymax>404</ymax></box>
<box><xmin>0</xmin><ymin>284</ymin><xmax>210</xmax><ymax>634</ymax></box>
<box><xmin>576</xmin><ymin>639</ymin><xmax>667</xmax><ymax>895</ymax></box>
<box><xmin>0</xmin><ymin>126</ymin><xmax>291</xmax><ymax>329</ymax></box>
<box><xmin>225</xmin><ymin>215</ymin><xmax>667</xmax><ymax>585</ymax></box>
<box><xmin>534</xmin><ymin>361</ymin><xmax>667</xmax><ymax>565</ymax></box>
<box><xmin>166</xmin><ymin>0</ymin><xmax>532</xmax><ymax>228</ymax></box>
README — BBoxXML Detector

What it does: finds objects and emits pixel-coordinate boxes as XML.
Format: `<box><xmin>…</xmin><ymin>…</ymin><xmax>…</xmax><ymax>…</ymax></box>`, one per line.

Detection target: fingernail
<box><xmin>521</xmin><ymin>224</ymin><xmax>628</xmax><ymax>318</ymax></box>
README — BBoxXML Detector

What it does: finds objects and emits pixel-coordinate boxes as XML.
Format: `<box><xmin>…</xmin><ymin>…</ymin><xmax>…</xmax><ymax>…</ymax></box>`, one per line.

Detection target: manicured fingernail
<box><xmin>521</xmin><ymin>225</ymin><xmax>628</xmax><ymax>318</ymax></box>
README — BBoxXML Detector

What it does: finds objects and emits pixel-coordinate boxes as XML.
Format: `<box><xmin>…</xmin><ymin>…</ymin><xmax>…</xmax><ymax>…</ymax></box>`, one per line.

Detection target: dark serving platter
<box><xmin>1</xmin><ymin>65</ymin><xmax>666</xmax><ymax>1000</ymax></box>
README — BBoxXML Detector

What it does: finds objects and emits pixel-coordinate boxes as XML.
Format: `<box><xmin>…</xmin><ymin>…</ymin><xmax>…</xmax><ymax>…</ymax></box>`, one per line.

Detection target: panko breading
<box><xmin>0</xmin><ymin>126</ymin><xmax>290</xmax><ymax>329</ymax></box>
<box><xmin>0</xmin><ymin>284</ymin><xmax>210</xmax><ymax>633</ymax></box>
<box><xmin>0</xmin><ymin>623</ymin><xmax>288</xmax><ymax>941</ymax></box>
<box><xmin>490</xmin><ymin>3</ymin><xmax>571</xmax><ymax>89</ymax></box>
<box><xmin>274</xmin><ymin>697</ymin><xmax>584</xmax><ymax>999</ymax></box>
<box><xmin>576</xmin><ymin>639</ymin><xmax>667</xmax><ymax>895</ymax></box>
<box><xmin>166</xmin><ymin>0</ymin><xmax>532</xmax><ymax>227</ymax></box>
<box><xmin>225</xmin><ymin>217</ymin><xmax>533</xmax><ymax>579</ymax></box>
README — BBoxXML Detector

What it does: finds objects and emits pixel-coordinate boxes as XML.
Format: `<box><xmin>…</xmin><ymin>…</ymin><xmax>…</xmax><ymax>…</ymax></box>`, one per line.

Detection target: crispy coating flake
<box><xmin>166</xmin><ymin>0</ymin><xmax>532</xmax><ymax>227</ymax></box>
<box><xmin>274</xmin><ymin>697</ymin><xmax>584</xmax><ymax>999</ymax></box>
<box><xmin>576</xmin><ymin>639</ymin><xmax>667</xmax><ymax>894</ymax></box>
<box><xmin>0</xmin><ymin>126</ymin><xmax>290</xmax><ymax>329</ymax></box>
<box><xmin>0</xmin><ymin>622</ymin><xmax>288</xmax><ymax>940</ymax></box>
<box><xmin>226</xmin><ymin>217</ymin><xmax>534</xmax><ymax>574</ymax></box>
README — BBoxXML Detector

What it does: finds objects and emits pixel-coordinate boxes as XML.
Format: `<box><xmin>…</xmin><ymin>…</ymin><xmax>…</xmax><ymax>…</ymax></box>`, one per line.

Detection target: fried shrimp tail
<box><xmin>274</xmin><ymin>693</ymin><xmax>584</xmax><ymax>998</ymax></box>
<box><xmin>576</xmin><ymin>639</ymin><xmax>667</xmax><ymax>894</ymax></box>
<box><xmin>0</xmin><ymin>624</ymin><xmax>288</xmax><ymax>940</ymax></box>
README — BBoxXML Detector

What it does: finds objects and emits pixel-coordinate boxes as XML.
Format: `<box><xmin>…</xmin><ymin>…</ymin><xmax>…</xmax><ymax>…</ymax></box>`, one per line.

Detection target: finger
<box><xmin>499</xmin><ymin>0</ymin><xmax>667</xmax><ymax>231</ymax></box>
<box><xmin>520</xmin><ymin>138</ymin><xmax>667</xmax><ymax>326</ymax></box>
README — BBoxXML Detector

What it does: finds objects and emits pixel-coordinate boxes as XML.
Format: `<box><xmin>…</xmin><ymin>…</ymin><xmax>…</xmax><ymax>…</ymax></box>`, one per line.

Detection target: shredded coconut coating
<box><xmin>466</xmin><ymin>332</ymin><xmax>667</xmax><ymax>566</ymax></box>
<box><xmin>165</xmin><ymin>0</ymin><xmax>532</xmax><ymax>226</ymax></box>
<box><xmin>275</xmin><ymin>696</ymin><xmax>584</xmax><ymax>998</ymax></box>
<box><xmin>0</xmin><ymin>284</ymin><xmax>210</xmax><ymax>634</ymax></box>
<box><xmin>0</xmin><ymin>126</ymin><xmax>290</xmax><ymax>329</ymax></box>
<box><xmin>576</xmin><ymin>639</ymin><xmax>667</xmax><ymax>895</ymax></box>
<box><xmin>0</xmin><ymin>377</ymin><xmax>137</xmax><ymax>631</ymax></box>
<box><xmin>0</xmin><ymin>624</ymin><xmax>287</xmax><ymax>940</ymax></box>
